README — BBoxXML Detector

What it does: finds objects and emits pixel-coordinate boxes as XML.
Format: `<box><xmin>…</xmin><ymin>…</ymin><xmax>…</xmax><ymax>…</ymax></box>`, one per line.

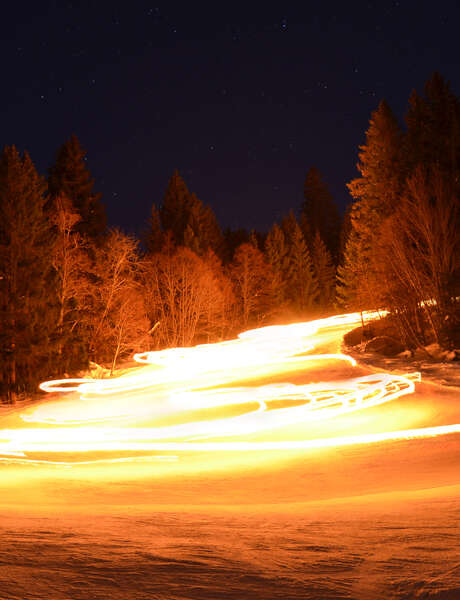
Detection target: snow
<box><xmin>344</xmin><ymin>344</ymin><xmax>460</xmax><ymax>390</ymax></box>
<box><xmin>0</xmin><ymin>319</ymin><xmax>459</xmax><ymax>598</ymax></box>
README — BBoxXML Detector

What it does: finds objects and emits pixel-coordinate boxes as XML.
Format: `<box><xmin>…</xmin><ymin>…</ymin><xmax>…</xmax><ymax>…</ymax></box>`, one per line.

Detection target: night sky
<box><xmin>3</xmin><ymin>1</ymin><xmax>460</xmax><ymax>235</ymax></box>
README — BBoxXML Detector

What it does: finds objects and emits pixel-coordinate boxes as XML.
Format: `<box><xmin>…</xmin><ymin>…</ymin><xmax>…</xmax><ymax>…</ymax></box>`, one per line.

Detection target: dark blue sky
<box><xmin>2</xmin><ymin>1</ymin><xmax>460</xmax><ymax>234</ymax></box>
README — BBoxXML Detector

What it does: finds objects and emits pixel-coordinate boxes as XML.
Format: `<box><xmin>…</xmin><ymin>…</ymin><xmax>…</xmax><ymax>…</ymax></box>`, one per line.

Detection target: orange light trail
<box><xmin>1</xmin><ymin>311</ymin><xmax>458</xmax><ymax>466</ymax></box>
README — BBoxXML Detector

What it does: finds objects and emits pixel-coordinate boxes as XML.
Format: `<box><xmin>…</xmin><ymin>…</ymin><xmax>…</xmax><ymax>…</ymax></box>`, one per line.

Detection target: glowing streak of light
<box><xmin>0</xmin><ymin>310</ymin><xmax>441</xmax><ymax>467</ymax></box>
<box><xmin>1</xmin><ymin>425</ymin><xmax>460</xmax><ymax>467</ymax></box>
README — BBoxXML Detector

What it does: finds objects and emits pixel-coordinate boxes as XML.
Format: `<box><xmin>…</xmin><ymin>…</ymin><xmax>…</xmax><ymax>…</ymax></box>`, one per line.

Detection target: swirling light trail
<box><xmin>1</xmin><ymin>311</ymin><xmax>458</xmax><ymax>466</ymax></box>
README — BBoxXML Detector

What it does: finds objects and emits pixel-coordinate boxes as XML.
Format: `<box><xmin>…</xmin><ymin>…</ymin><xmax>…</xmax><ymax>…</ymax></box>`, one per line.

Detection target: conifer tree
<box><xmin>48</xmin><ymin>135</ymin><xmax>106</xmax><ymax>240</ymax></box>
<box><xmin>160</xmin><ymin>170</ymin><xmax>191</xmax><ymax>245</ymax></box>
<box><xmin>221</xmin><ymin>227</ymin><xmax>250</xmax><ymax>264</ymax></box>
<box><xmin>342</xmin><ymin>100</ymin><xmax>404</xmax><ymax>310</ymax></box>
<box><xmin>145</xmin><ymin>204</ymin><xmax>163</xmax><ymax>254</ymax></box>
<box><xmin>405</xmin><ymin>73</ymin><xmax>460</xmax><ymax>180</ymax></box>
<box><xmin>185</xmin><ymin>193</ymin><xmax>223</xmax><ymax>255</ymax></box>
<box><xmin>159</xmin><ymin>171</ymin><xmax>222</xmax><ymax>255</ymax></box>
<box><xmin>264</xmin><ymin>224</ymin><xmax>289</xmax><ymax>308</ymax></box>
<box><xmin>281</xmin><ymin>210</ymin><xmax>298</xmax><ymax>243</ymax></box>
<box><xmin>285</xmin><ymin>220</ymin><xmax>318</xmax><ymax>314</ymax></box>
<box><xmin>302</xmin><ymin>167</ymin><xmax>341</xmax><ymax>261</ymax></box>
<box><xmin>348</xmin><ymin>100</ymin><xmax>404</xmax><ymax>213</ymax></box>
<box><xmin>0</xmin><ymin>147</ymin><xmax>55</xmax><ymax>400</ymax></box>
<box><xmin>312</xmin><ymin>231</ymin><xmax>336</xmax><ymax>310</ymax></box>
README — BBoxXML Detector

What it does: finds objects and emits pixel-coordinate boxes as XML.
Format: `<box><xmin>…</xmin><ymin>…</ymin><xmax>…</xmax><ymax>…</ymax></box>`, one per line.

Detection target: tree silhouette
<box><xmin>48</xmin><ymin>135</ymin><xmax>106</xmax><ymax>240</ymax></box>
<box><xmin>0</xmin><ymin>147</ymin><xmax>54</xmax><ymax>399</ymax></box>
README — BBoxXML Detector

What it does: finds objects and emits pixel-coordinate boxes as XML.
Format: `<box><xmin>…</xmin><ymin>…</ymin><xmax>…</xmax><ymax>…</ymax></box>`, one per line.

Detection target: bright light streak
<box><xmin>2</xmin><ymin>423</ymin><xmax>459</xmax><ymax>461</ymax></box>
<box><xmin>2</xmin><ymin>310</ymin><xmax>451</xmax><ymax>467</ymax></box>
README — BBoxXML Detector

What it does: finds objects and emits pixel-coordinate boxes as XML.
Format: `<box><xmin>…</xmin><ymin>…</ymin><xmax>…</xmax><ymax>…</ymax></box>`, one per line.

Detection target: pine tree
<box><xmin>312</xmin><ymin>231</ymin><xmax>336</xmax><ymax>310</ymax></box>
<box><xmin>405</xmin><ymin>73</ymin><xmax>460</xmax><ymax>180</ymax></box>
<box><xmin>145</xmin><ymin>204</ymin><xmax>164</xmax><ymax>254</ymax></box>
<box><xmin>159</xmin><ymin>171</ymin><xmax>222</xmax><ymax>255</ymax></box>
<box><xmin>159</xmin><ymin>170</ymin><xmax>191</xmax><ymax>245</ymax></box>
<box><xmin>302</xmin><ymin>167</ymin><xmax>341</xmax><ymax>261</ymax></box>
<box><xmin>281</xmin><ymin>210</ymin><xmax>298</xmax><ymax>243</ymax></box>
<box><xmin>0</xmin><ymin>147</ymin><xmax>55</xmax><ymax>400</ymax></box>
<box><xmin>343</xmin><ymin>100</ymin><xmax>404</xmax><ymax>311</ymax></box>
<box><xmin>338</xmin><ymin>203</ymin><xmax>353</xmax><ymax>266</ymax></box>
<box><xmin>48</xmin><ymin>135</ymin><xmax>106</xmax><ymax>240</ymax></box>
<box><xmin>285</xmin><ymin>220</ymin><xmax>318</xmax><ymax>314</ymax></box>
<box><xmin>348</xmin><ymin>100</ymin><xmax>404</xmax><ymax>213</ymax></box>
<box><xmin>264</xmin><ymin>223</ymin><xmax>289</xmax><ymax>309</ymax></box>
<box><xmin>185</xmin><ymin>192</ymin><xmax>223</xmax><ymax>255</ymax></box>
<box><xmin>221</xmin><ymin>227</ymin><xmax>250</xmax><ymax>264</ymax></box>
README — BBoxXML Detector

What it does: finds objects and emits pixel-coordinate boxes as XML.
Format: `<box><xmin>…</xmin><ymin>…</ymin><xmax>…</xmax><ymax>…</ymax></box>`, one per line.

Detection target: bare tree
<box><xmin>379</xmin><ymin>165</ymin><xmax>460</xmax><ymax>345</ymax></box>
<box><xmin>143</xmin><ymin>247</ymin><xmax>234</xmax><ymax>348</ymax></box>
<box><xmin>90</xmin><ymin>229</ymin><xmax>150</xmax><ymax>368</ymax></box>
<box><xmin>229</xmin><ymin>242</ymin><xmax>274</xmax><ymax>328</ymax></box>
<box><xmin>51</xmin><ymin>195</ymin><xmax>93</xmax><ymax>364</ymax></box>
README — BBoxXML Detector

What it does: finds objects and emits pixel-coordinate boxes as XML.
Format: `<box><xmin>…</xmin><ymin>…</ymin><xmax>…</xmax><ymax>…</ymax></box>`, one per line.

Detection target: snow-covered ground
<box><xmin>1</xmin><ymin>315</ymin><xmax>459</xmax><ymax>599</ymax></box>
<box><xmin>344</xmin><ymin>342</ymin><xmax>460</xmax><ymax>390</ymax></box>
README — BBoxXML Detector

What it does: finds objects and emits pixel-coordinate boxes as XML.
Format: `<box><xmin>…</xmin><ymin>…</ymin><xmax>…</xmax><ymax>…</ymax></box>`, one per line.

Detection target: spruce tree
<box><xmin>145</xmin><ymin>204</ymin><xmax>164</xmax><ymax>254</ymax></box>
<box><xmin>302</xmin><ymin>167</ymin><xmax>341</xmax><ymax>261</ymax></box>
<box><xmin>285</xmin><ymin>220</ymin><xmax>318</xmax><ymax>314</ymax></box>
<box><xmin>159</xmin><ymin>171</ymin><xmax>222</xmax><ymax>255</ymax></box>
<box><xmin>405</xmin><ymin>73</ymin><xmax>460</xmax><ymax>184</ymax></box>
<box><xmin>0</xmin><ymin>147</ymin><xmax>55</xmax><ymax>400</ymax></box>
<box><xmin>160</xmin><ymin>170</ymin><xmax>191</xmax><ymax>245</ymax></box>
<box><xmin>312</xmin><ymin>231</ymin><xmax>336</xmax><ymax>310</ymax></box>
<box><xmin>264</xmin><ymin>223</ymin><xmax>289</xmax><ymax>308</ymax></box>
<box><xmin>348</xmin><ymin>100</ymin><xmax>404</xmax><ymax>213</ymax></box>
<box><xmin>185</xmin><ymin>193</ymin><xmax>223</xmax><ymax>255</ymax></box>
<box><xmin>221</xmin><ymin>227</ymin><xmax>250</xmax><ymax>264</ymax></box>
<box><xmin>343</xmin><ymin>100</ymin><xmax>404</xmax><ymax>310</ymax></box>
<box><xmin>48</xmin><ymin>135</ymin><xmax>106</xmax><ymax>240</ymax></box>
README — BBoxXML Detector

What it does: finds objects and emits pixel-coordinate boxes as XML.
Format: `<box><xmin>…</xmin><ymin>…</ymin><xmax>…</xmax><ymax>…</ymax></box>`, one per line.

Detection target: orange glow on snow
<box><xmin>1</xmin><ymin>311</ymin><xmax>459</xmax><ymax>466</ymax></box>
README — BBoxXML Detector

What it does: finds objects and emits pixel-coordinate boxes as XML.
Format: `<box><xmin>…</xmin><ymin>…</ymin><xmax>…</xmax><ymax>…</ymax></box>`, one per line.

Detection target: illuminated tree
<box><xmin>336</xmin><ymin>223</ymin><xmax>368</xmax><ymax>310</ymax></box>
<box><xmin>378</xmin><ymin>166</ymin><xmax>460</xmax><ymax>346</ymax></box>
<box><xmin>341</xmin><ymin>100</ymin><xmax>403</xmax><ymax>311</ymax></box>
<box><xmin>285</xmin><ymin>220</ymin><xmax>318</xmax><ymax>314</ymax></box>
<box><xmin>50</xmin><ymin>195</ymin><xmax>93</xmax><ymax>373</ymax></box>
<box><xmin>264</xmin><ymin>223</ymin><xmax>289</xmax><ymax>310</ymax></box>
<box><xmin>312</xmin><ymin>231</ymin><xmax>336</xmax><ymax>310</ymax></box>
<box><xmin>0</xmin><ymin>147</ymin><xmax>54</xmax><ymax>400</ymax></box>
<box><xmin>143</xmin><ymin>247</ymin><xmax>234</xmax><ymax>347</ymax></box>
<box><xmin>348</xmin><ymin>100</ymin><xmax>404</xmax><ymax>213</ymax></box>
<box><xmin>48</xmin><ymin>135</ymin><xmax>106</xmax><ymax>240</ymax></box>
<box><xmin>89</xmin><ymin>229</ymin><xmax>149</xmax><ymax>368</ymax></box>
<box><xmin>229</xmin><ymin>242</ymin><xmax>274</xmax><ymax>328</ymax></box>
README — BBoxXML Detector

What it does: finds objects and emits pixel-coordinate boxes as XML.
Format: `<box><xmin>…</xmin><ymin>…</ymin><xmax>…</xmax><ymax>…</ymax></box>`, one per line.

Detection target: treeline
<box><xmin>337</xmin><ymin>72</ymin><xmax>460</xmax><ymax>349</ymax></box>
<box><xmin>0</xmin><ymin>136</ymin><xmax>340</xmax><ymax>401</ymax></box>
<box><xmin>2</xmin><ymin>72</ymin><xmax>458</xmax><ymax>402</ymax></box>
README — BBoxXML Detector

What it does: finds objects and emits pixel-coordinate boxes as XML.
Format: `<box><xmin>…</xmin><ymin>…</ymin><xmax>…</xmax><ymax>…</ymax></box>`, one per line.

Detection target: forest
<box><xmin>1</xmin><ymin>73</ymin><xmax>459</xmax><ymax>402</ymax></box>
